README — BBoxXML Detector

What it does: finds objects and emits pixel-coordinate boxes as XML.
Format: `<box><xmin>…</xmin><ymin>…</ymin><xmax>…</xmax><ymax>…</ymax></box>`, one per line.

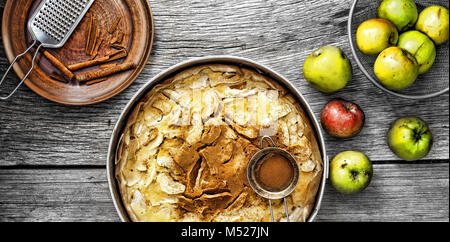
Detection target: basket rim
<box><xmin>347</xmin><ymin>0</ymin><xmax>449</xmax><ymax>100</ymax></box>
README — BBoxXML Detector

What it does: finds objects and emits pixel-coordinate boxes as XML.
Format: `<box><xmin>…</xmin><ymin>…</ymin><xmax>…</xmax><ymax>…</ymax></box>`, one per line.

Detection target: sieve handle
<box><xmin>283</xmin><ymin>197</ymin><xmax>290</xmax><ymax>222</ymax></box>
<box><xmin>0</xmin><ymin>40</ymin><xmax>42</xmax><ymax>100</ymax></box>
<box><xmin>268</xmin><ymin>198</ymin><xmax>291</xmax><ymax>222</ymax></box>
<box><xmin>260</xmin><ymin>135</ymin><xmax>277</xmax><ymax>149</ymax></box>
<box><xmin>269</xmin><ymin>200</ymin><xmax>274</xmax><ymax>222</ymax></box>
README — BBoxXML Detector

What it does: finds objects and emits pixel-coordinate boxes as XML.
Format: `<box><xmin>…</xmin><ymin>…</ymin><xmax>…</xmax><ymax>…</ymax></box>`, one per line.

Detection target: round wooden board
<box><xmin>1</xmin><ymin>0</ymin><xmax>154</xmax><ymax>105</ymax></box>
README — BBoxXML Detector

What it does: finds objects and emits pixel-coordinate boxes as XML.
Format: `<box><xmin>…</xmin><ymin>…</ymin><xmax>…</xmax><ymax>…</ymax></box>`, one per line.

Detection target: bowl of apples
<box><xmin>348</xmin><ymin>0</ymin><xmax>449</xmax><ymax>99</ymax></box>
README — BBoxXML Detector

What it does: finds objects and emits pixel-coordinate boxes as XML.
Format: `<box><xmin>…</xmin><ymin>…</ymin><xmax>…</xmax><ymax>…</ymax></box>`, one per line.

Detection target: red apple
<box><xmin>321</xmin><ymin>99</ymin><xmax>365</xmax><ymax>138</ymax></box>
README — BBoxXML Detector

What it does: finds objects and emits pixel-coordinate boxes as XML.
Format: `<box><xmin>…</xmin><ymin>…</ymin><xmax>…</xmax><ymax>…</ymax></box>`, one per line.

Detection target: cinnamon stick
<box><xmin>91</xmin><ymin>20</ymin><xmax>99</xmax><ymax>55</ymax></box>
<box><xmin>108</xmin><ymin>17</ymin><xmax>121</xmax><ymax>34</ymax></box>
<box><xmin>110</xmin><ymin>31</ymin><xmax>124</xmax><ymax>45</ymax></box>
<box><xmin>87</xmin><ymin>18</ymin><xmax>98</xmax><ymax>55</ymax></box>
<box><xmin>117</xmin><ymin>31</ymin><xmax>124</xmax><ymax>44</ymax></box>
<box><xmin>43</xmin><ymin>50</ymin><xmax>75</xmax><ymax>81</ymax></box>
<box><xmin>108</xmin><ymin>49</ymin><xmax>128</xmax><ymax>61</ymax></box>
<box><xmin>90</xmin><ymin>38</ymin><xmax>103</xmax><ymax>60</ymax></box>
<box><xmin>68</xmin><ymin>48</ymin><xmax>128</xmax><ymax>71</ymax></box>
<box><xmin>111</xmin><ymin>43</ymin><xmax>126</xmax><ymax>50</ymax></box>
<box><xmin>86</xmin><ymin>77</ymin><xmax>108</xmax><ymax>86</ymax></box>
<box><xmin>105</xmin><ymin>49</ymin><xmax>125</xmax><ymax>57</ymax></box>
<box><xmin>68</xmin><ymin>56</ymin><xmax>110</xmax><ymax>71</ymax></box>
<box><xmin>75</xmin><ymin>62</ymin><xmax>136</xmax><ymax>82</ymax></box>
<box><xmin>110</xmin><ymin>36</ymin><xmax>118</xmax><ymax>45</ymax></box>
<box><xmin>49</xmin><ymin>74</ymin><xmax>68</xmax><ymax>83</ymax></box>
<box><xmin>100</xmin><ymin>63</ymin><xmax>117</xmax><ymax>69</ymax></box>
<box><xmin>85</xmin><ymin>14</ymin><xmax>92</xmax><ymax>55</ymax></box>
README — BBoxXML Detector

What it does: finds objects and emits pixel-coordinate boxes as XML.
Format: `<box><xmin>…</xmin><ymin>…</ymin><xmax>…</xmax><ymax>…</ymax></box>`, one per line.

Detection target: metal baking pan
<box><xmin>106</xmin><ymin>56</ymin><xmax>328</xmax><ymax>222</ymax></box>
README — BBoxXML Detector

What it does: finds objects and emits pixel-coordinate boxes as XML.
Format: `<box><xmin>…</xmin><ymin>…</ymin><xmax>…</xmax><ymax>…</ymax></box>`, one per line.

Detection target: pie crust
<box><xmin>115</xmin><ymin>64</ymin><xmax>323</xmax><ymax>222</ymax></box>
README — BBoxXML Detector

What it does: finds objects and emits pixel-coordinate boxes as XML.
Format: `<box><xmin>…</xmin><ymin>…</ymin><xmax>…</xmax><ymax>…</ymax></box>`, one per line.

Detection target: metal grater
<box><xmin>0</xmin><ymin>0</ymin><xmax>95</xmax><ymax>100</ymax></box>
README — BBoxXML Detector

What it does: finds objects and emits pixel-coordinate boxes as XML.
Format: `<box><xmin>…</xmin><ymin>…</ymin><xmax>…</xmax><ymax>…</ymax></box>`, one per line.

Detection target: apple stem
<box><xmin>413</xmin><ymin>130</ymin><xmax>422</xmax><ymax>142</ymax></box>
<box><xmin>351</xmin><ymin>171</ymin><xmax>359</xmax><ymax>181</ymax></box>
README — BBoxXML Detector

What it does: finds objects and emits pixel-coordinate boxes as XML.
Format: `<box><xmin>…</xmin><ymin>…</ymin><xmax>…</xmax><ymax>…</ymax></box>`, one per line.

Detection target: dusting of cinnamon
<box><xmin>256</xmin><ymin>153</ymin><xmax>294</xmax><ymax>191</ymax></box>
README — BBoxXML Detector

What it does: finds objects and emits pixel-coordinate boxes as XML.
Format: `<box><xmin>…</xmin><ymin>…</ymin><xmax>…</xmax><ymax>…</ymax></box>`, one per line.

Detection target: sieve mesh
<box><xmin>348</xmin><ymin>0</ymin><xmax>449</xmax><ymax>99</ymax></box>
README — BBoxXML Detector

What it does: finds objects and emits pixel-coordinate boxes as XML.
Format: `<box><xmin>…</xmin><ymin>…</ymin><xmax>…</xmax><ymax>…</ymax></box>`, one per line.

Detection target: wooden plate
<box><xmin>1</xmin><ymin>0</ymin><xmax>154</xmax><ymax>105</ymax></box>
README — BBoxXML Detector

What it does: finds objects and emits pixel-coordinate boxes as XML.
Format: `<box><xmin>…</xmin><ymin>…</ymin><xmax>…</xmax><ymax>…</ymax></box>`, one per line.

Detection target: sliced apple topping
<box><xmin>157</xmin><ymin>173</ymin><xmax>186</xmax><ymax>195</ymax></box>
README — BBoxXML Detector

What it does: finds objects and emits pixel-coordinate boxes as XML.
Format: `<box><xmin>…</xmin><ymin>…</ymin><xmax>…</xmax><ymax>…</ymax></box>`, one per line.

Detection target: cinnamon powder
<box><xmin>256</xmin><ymin>153</ymin><xmax>294</xmax><ymax>191</ymax></box>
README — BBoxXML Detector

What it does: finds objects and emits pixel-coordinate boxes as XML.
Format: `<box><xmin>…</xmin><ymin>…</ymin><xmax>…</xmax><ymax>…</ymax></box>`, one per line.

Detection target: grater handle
<box><xmin>0</xmin><ymin>40</ymin><xmax>43</xmax><ymax>100</ymax></box>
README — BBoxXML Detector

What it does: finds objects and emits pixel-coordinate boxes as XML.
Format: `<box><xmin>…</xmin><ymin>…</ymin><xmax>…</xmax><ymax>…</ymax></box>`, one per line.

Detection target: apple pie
<box><xmin>115</xmin><ymin>64</ymin><xmax>323</xmax><ymax>222</ymax></box>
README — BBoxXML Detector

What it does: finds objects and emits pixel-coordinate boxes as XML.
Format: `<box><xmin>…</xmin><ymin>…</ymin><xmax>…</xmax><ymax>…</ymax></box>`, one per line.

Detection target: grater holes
<box><xmin>31</xmin><ymin>0</ymin><xmax>93</xmax><ymax>43</ymax></box>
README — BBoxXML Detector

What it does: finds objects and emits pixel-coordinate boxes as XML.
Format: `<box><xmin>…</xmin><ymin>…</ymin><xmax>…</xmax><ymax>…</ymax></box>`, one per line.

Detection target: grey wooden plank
<box><xmin>0</xmin><ymin>167</ymin><xmax>119</xmax><ymax>222</ymax></box>
<box><xmin>0</xmin><ymin>0</ymin><xmax>448</xmax><ymax>166</ymax></box>
<box><xmin>0</xmin><ymin>163</ymin><xmax>448</xmax><ymax>222</ymax></box>
<box><xmin>319</xmin><ymin>163</ymin><xmax>449</xmax><ymax>222</ymax></box>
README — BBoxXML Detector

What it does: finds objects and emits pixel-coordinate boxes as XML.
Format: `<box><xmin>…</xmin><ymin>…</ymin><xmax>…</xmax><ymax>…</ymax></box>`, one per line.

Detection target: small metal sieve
<box><xmin>348</xmin><ymin>0</ymin><xmax>449</xmax><ymax>99</ymax></box>
<box><xmin>247</xmin><ymin>136</ymin><xmax>300</xmax><ymax>222</ymax></box>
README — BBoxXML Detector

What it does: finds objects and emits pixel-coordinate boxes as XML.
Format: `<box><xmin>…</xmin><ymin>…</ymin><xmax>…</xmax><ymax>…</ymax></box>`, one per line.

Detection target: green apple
<box><xmin>388</xmin><ymin>117</ymin><xmax>433</xmax><ymax>161</ymax></box>
<box><xmin>398</xmin><ymin>30</ymin><xmax>436</xmax><ymax>74</ymax></box>
<box><xmin>377</xmin><ymin>0</ymin><xmax>418</xmax><ymax>32</ymax></box>
<box><xmin>330</xmin><ymin>151</ymin><xmax>373</xmax><ymax>195</ymax></box>
<box><xmin>303</xmin><ymin>46</ymin><xmax>352</xmax><ymax>93</ymax></box>
<box><xmin>374</xmin><ymin>46</ymin><xmax>419</xmax><ymax>90</ymax></box>
<box><xmin>416</xmin><ymin>5</ymin><xmax>449</xmax><ymax>45</ymax></box>
<box><xmin>356</xmin><ymin>18</ymin><xmax>399</xmax><ymax>55</ymax></box>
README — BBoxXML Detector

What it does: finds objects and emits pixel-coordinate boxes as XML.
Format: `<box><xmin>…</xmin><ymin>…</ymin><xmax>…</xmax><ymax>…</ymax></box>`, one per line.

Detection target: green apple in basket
<box><xmin>356</xmin><ymin>18</ymin><xmax>399</xmax><ymax>55</ymax></box>
<box><xmin>377</xmin><ymin>0</ymin><xmax>418</xmax><ymax>32</ymax></box>
<box><xmin>416</xmin><ymin>5</ymin><xmax>449</xmax><ymax>45</ymax></box>
<box><xmin>398</xmin><ymin>30</ymin><xmax>436</xmax><ymax>74</ymax></box>
<box><xmin>303</xmin><ymin>46</ymin><xmax>352</xmax><ymax>93</ymax></box>
<box><xmin>374</xmin><ymin>46</ymin><xmax>419</xmax><ymax>90</ymax></box>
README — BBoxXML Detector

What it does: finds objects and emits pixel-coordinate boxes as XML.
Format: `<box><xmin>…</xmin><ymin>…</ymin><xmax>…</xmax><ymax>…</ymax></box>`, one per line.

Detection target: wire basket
<box><xmin>348</xmin><ymin>0</ymin><xmax>449</xmax><ymax>99</ymax></box>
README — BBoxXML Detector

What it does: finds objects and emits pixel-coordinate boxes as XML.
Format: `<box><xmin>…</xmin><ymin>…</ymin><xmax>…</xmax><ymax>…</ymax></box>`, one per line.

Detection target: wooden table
<box><xmin>0</xmin><ymin>0</ymin><xmax>448</xmax><ymax>222</ymax></box>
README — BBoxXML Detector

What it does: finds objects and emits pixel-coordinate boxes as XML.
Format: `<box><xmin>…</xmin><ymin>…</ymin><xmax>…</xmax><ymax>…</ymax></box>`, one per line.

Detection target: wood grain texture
<box><xmin>0</xmin><ymin>0</ymin><xmax>448</xmax><ymax>166</ymax></box>
<box><xmin>0</xmin><ymin>0</ymin><xmax>448</xmax><ymax>222</ymax></box>
<box><xmin>320</xmin><ymin>163</ymin><xmax>449</xmax><ymax>222</ymax></box>
<box><xmin>0</xmin><ymin>167</ymin><xmax>118</xmax><ymax>222</ymax></box>
<box><xmin>0</xmin><ymin>163</ymin><xmax>447</xmax><ymax>222</ymax></box>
